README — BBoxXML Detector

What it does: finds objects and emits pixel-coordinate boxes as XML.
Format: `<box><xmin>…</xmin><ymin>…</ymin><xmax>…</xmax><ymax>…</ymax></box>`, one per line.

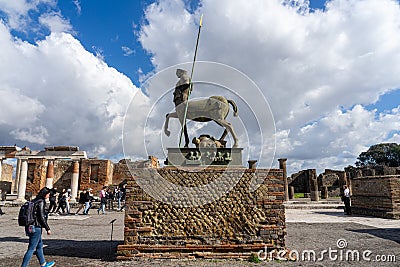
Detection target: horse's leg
<box><xmin>164</xmin><ymin>112</ymin><xmax>178</xmax><ymax>136</ymax></box>
<box><xmin>215</xmin><ymin>119</ymin><xmax>239</xmax><ymax>148</ymax></box>
<box><xmin>219</xmin><ymin>129</ymin><xmax>228</xmax><ymax>141</ymax></box>
<box><xmin>177</xmin><ymin>113</ymin><xmax>190</xmax><ymax>148</ymax></box>
<box><xmin>183</xmin><ymin>124</ymin><xmax>190</xmax><ymax>148</ymax></box>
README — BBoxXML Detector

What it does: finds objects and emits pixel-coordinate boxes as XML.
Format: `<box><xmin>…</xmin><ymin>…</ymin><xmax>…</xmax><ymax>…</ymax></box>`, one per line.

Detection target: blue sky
<box><xmin>4</xmin><ymin>0</ymin><xmax>328</xmax><ymax>87</ymax></box>
<box><xmin>1</xmin><ymin>0</ymin><xmax>400</xmax><ymax>174</ymax></box>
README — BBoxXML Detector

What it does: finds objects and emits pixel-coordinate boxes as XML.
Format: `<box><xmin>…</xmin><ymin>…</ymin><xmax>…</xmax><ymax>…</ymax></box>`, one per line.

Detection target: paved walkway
<box><xmin>0</xmin><ymin>206</ymin><xmax>398</xmax><ymax>266</ymax></box>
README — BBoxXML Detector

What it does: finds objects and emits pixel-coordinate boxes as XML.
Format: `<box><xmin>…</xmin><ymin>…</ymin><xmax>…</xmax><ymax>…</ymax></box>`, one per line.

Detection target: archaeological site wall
<box><xmin>80</xmin><ymin>159</ymin><xmax>113</xmax><ymax>192</ymax></box>
<box><xmin>117</xmin><ymin>167</ymin><xmax>286</xmax><ymax>259</ymax></box>
<box><xmin>1</xmin><ymin>163</ymin><xmax>13</xmax><ymax>182</ymax></box>
<box><xmin>346</xmin><ymin>166</ymin><xmax>400</xmax><ymax>219</ymax></box>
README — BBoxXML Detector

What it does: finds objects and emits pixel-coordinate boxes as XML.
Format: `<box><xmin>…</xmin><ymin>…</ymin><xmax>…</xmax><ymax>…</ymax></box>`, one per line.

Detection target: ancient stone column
<box><xmin>289</xmin><ymin>186</ymin><xmax>294</xmax><ymax>200</ymax></box>
<box><xmin>0</xmin><ymin>158</ymin><xmax>3</xmax><ymax>181</ymax></box>
<box><xmin>321</xmin><ymin>186</ymin><xmax>328</xmax><ymax>199</ymax></box>
<box><xmin>17</xmin><ymin>159</ymin><xmax>28</xmax><ymax>202</ymax></box>
<box><xmin>248</xmin><ymin>160</ymin><xmax>257</xmax><ymax>169</ymax></box>
<box><xmin>70</xmin><ymin>161</ymin><xmax>80</xmax><ymax>203</ymax></box>
<box><xmin>45</xmin><ymin>160</ymin><xmax>54</xmax><ymax>189</ymax></box>
<box><xmin>278</xmin><ymin>158</ymin><xmax>289</xmax><ymax>201</ymax></box>
<box><xmin>13</xmin><ymin>158</ymin><xmax>22</xmax><ymax>193</ymax></box>
<box><xmin>308</xmin><ymin>169</ymin><xmax>319</xmax><ymax>201</ymax></box>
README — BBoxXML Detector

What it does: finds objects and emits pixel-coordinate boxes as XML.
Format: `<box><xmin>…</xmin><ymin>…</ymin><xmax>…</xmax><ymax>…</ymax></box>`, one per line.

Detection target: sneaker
<box><xmin>42</xmin><ymin>261</ymin><xmax>55</xmax><ymax>267</ymax></box>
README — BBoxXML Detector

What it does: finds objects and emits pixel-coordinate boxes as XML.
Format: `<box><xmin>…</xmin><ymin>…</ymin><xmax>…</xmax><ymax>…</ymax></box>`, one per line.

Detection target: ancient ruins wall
<box><xmin>26</xmin><ymin>159</ymin><xmax>47</xmax><ymax>197</ymax></box>
<box><xmin>288</xmin><ymin>170</ymin><xmax>310</xmax><ymax>193</ymax></box>
<box><xmin>80</xmin><ymin>159</ymin><xmax>113</xmax><ymax>192</ymax></box>
<box><xmin>351</xmin><ymin>175</ymin><xmax>400</xmax><ymax>219</ymax></box>
<box><xmin>118</xmin><ymin>167</ymin><xmax>286</xmax><ymax>259</ymax></box>
<box><xmin>1</xmin><ymin>163</ymin><xmax>13</xmax><ymax>182</ymax></box>
<box><xmin>53</xmin><ymin>160</ymin><xmax>73</xmax><ymax>189</ymax></box>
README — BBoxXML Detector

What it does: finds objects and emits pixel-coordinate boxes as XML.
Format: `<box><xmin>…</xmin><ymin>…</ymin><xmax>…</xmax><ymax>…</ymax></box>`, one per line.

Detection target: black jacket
<box><xmin>78</xmin><ymin>192</ymin><xmax>86</xmax><ymax>204</ymax></box>
<box><xmin>33</xmin><ymin>198</ymin><xmax>50</xmax><ymax>231</ymax></box>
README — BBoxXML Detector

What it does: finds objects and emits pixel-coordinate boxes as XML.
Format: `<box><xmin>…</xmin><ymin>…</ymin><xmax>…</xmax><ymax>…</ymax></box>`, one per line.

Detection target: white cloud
<box><xmin>39</xmin><ymin>11</ymin><xmax>74</xmax><ymax>33</ymax></box>
<box><xmin>0</xmin><ymin>0</ymin><xmax>57</xmax><ymax>31</ymax></box>
<box><xmin>73</xmin><ymin>0</ymin><xmax>81</xmax><ymax>15</ymax></box>
<box><xmin>10</xmin><ymin>126</ymin><xmax>49</xmax><ymax>144</ymax></box>
<box><xmin>0</xmin><ymin>20</ymin><xmax>142</xmax><ymax>156</ymax></box>
<box><xmin>122</xmin><ymin>46</ymin><xmax>134</xmax><ymax>56</ymax></box>
<box><xmin>138</xmin><ymin>0</ymin><xmax>400</xmax><ymax>174</ymax></box>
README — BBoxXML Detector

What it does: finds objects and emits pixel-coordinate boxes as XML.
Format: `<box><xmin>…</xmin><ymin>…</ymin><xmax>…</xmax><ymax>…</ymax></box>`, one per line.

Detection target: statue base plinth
<box><xmin>165</xmin><ymin>147</ymin><xmax>243</xmax><ymax>167</ymax></box>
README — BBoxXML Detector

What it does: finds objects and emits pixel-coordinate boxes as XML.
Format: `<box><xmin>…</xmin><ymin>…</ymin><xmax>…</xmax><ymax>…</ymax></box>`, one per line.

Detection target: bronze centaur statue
<box><xmin>164</xmin><ymin>69</ymin><xmax>239</xmax><ymax>148</ymax></box>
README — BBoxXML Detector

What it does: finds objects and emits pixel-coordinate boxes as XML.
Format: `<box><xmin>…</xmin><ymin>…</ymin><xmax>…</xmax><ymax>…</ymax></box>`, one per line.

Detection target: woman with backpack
<box><xmin>21</xmin><ymin>187</ymin><xmax>55</xmax><ymax>267</ymax></box>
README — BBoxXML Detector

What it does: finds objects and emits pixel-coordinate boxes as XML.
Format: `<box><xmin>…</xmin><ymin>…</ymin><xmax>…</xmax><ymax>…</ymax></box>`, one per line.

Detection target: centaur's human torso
<box><xmin>173</xmin><ymin>69</ymin><xmax>191</xmax><ymax>106</ymax></box>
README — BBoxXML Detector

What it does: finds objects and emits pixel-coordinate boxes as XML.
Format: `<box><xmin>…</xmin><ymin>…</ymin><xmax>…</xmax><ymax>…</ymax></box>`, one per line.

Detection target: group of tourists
<box><xmin>45</xmin><ymin>183</ymin><xmax>127</xmax><ymax>216</ymax></box>
<box><xmin>19</xmin><ymin>183</ymin><xmax>127</xmax><ymax>266</ymax></box>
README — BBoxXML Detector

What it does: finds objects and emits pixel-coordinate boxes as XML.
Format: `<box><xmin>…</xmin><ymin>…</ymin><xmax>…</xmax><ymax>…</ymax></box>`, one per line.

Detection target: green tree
<box><xmin>355</xmin><ymin>143</ymin><xmax>400</xmax><ymax>167</ymax></box>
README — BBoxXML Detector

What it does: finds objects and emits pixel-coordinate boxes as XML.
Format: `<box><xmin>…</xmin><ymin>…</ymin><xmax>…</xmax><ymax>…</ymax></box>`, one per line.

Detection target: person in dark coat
<box><xmin>75</xmin><ymin>189</ymin><xmax>87</xmax><ymax>215</ymax></box>
<box><xmin>48</xmin><ymin>188</ymin><xmax>57</xmax><ymax>214</ymax></box>
<box><xmin>21</xmin><ymin>187</ymin><xmax>55</xmax><ymax>267</ymax></box>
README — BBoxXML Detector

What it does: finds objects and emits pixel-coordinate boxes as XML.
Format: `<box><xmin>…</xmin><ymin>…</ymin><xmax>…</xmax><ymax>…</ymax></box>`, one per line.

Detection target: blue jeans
<box><xmin>118</xmin><ymin>197</ymin><xmax>122</xmax><ymax>210</ymax></box>
<box><xmin>97</xmin><ymin>202</ymin><xmax>106</xmax><ymax>214</ymax></box>
<box><xmin>84</xmin><ymin>202</ymin><xmax>92</xmax><ymax>214</ymax></box>
<box><xmin>21</xmin><ymin>226</ymin><xmax>45</xmax><ymax>267</ymax></box>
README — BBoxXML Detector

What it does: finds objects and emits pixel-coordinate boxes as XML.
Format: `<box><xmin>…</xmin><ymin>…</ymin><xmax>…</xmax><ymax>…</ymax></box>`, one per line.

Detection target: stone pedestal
<box><xmin>166</xmin><ymin>147</ymin><xmax>243</xmax><ymax>167</ymax></box>
<box><xmin>117</xmin><ymin>167</ymin><xmax>286</xmax><ymax>259</ymax></box>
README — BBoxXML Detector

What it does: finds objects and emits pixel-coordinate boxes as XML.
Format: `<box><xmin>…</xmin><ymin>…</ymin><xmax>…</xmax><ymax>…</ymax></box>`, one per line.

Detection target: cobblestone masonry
<box><xmin>117</xmin><ymin>167</ymin><xmax>286</xmax><ymax>259</ymax></box>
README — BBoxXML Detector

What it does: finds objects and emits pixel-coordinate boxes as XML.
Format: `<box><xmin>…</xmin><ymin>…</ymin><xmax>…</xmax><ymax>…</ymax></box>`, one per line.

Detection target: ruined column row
<box><xmin>14</xmin><ymin>159</ymin><xmax>81</xmax><ymax>202</ymax></box>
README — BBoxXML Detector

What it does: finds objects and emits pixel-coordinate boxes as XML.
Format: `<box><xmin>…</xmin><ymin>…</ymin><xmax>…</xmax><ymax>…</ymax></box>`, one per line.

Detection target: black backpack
<box><xmin>18</xmin><ymin>200</ymin><xmax>37</xmax><ymax>227</ymax></box>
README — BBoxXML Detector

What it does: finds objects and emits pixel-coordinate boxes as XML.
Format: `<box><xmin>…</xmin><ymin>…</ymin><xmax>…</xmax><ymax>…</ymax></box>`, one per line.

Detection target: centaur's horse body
<box><xmin>164</xmin><ymin>69</ymin><xmax>239</xmax><ymax>148</ymax></box>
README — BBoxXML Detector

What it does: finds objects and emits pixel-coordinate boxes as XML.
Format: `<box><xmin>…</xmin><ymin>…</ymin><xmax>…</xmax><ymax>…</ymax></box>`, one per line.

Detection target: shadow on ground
<box><xmin>0</xmin><ymin>237</ymin><xmax>122</xmax><ymax>261</ymax></box>
<box><xmin>349</xmin><ymin>228</ymin><xmax>400</xmax><ymax>244</ymax></box>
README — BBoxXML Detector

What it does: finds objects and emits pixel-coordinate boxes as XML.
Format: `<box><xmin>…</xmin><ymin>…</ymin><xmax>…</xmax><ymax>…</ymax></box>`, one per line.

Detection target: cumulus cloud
<box><xmin>0</xmin><ymin>3</ymin><xmax>144</xmax><ymax>157</ymax></box>
<box><xmin>138</xmin><ymin>0</ymin><xmax>400</xmax><ymax>174</ymax></box>
<box><xmin>0</xmin><ymin>0</ymin><xmax>57</xmax><ymax>31</ymax></box>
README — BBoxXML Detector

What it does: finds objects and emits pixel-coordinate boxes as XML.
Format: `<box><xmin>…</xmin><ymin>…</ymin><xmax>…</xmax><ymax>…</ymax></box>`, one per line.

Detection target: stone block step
<box><xmin>284</xmin><ymin>203</ymin><xmax>344</xmax><ymax>209</ymax></box>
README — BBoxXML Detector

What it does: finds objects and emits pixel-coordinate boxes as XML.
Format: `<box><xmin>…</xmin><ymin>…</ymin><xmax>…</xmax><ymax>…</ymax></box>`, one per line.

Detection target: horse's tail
<box><xmin>228</xmin><ymin>99</ymin><xmax>238</xmax><ymax>117</ymax></box>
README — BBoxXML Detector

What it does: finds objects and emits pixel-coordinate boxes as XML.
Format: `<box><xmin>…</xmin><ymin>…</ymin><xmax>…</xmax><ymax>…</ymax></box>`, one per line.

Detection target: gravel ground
<box><xmin>0</xmin><ymin>206</ymin><xmax>398</xmax><ymax>267</ymax></box>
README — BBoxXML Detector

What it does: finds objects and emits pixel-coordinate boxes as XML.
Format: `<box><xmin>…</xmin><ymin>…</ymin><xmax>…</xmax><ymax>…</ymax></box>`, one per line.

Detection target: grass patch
<box><xmin>249</xmin><ymin>253</ymin><xmax>261</xmax><ymax>263</ymax></box>
<box><xmin>294</xmin><ymin>193</ymin><xmax>305</xmax><ymax>198</ymax></box>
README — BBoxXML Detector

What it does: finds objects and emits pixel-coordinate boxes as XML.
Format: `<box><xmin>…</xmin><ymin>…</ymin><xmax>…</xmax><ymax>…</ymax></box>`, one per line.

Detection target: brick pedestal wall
<box><xmin>117</xmin><ymin>167</ymin><xmax>286</xmax><ymax>259</ymax></box>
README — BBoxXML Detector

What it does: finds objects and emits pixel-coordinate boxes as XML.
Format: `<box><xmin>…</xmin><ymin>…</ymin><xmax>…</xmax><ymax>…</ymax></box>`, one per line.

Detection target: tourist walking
<box><xmin>118</xmin><ymin>183</ymin><xmax>127</xmax><ymax>211</ymax></box>
<box><xmin>75</xmin><ymin>189</ymin><xmax>87</xmax><ymax>215</ymax></box>
<box><xmin>97</xmin><ymin>186</ymin><xmax>107</xmax><ymax>215</ymax></box>
<box><xmin>65</xmin><ymin>189</ymin><xmax>72</xmax><ymax>214</ymax></box>
<box><xmin>83</xmin><ymin>188</ymin><xmax>93</xmax><ymax>215</ymax></box>
<box><xmin>343</xmin><ymin>185</ymin><xmax>351</xmax><ymax>215</ymax></box>
<box><xmin>106</xmin><ymin>188</ymin><xmax>114</xmax><ymax>210</ymax></box>
<box><xmin>21</xmin><ymin>187</ymin><xmax>55</xmax><ymax>267</ymax></box>
<box><xmin>48</xmin><ymin>188</ymin><xmax>57</xmax><ymax>214</ymax></box>
<box><xmin>55</xmin><ymin>188</ymin><xmax>67</xmax><ymax>214</ymax></box>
